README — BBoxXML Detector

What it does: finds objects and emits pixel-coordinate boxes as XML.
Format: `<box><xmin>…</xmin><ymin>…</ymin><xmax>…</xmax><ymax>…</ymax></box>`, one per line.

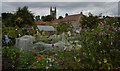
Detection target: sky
<box><xmin>0</xmin><ymin>0</ymin><xmax>120</xmax><ymax>18</ymax></box>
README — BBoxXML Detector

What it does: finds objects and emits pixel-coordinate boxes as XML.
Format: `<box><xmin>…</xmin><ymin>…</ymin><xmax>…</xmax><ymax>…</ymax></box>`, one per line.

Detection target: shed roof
<box><xmin>37</xmin><ymin>25</ymin><xmax>55</xmax><ymax>31</ymax></box>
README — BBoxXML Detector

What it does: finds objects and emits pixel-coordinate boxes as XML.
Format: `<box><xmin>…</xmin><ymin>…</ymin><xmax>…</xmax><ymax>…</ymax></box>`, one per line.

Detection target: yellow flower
<box><xmin>91</xmin><ymin>29</ymin><xmax>94</xmax><ymax>31</ymax></box>
<box><xmin>98</xmin><ymin>61</ymin><xmax>101</xmax><ymax>64</ymax></box>
<box><xmin>74</xmin><ymin>57</ymin><xmax>76</xmax><ymax>59</ymax></box>
<box><xmin>104</xmin><ymin>58</ymin><xmax>107</xmax><ymax>63</ymax></box>
<box><xmin>108</xmin><ymin>66</ymin><xmax>110</xmax><ymax>69</ymax></box>
<box><xmin>78</xmin><ymin>59</ymin><xmax>80</xmax><ymax>62</ymax></box>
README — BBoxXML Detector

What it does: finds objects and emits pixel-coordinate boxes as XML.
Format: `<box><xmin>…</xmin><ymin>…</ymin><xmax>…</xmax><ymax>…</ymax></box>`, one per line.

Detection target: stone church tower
<box><xmin>50</xmin><ymin>6</ymin><xmax>56</xmax><ymax>19</ymax></box>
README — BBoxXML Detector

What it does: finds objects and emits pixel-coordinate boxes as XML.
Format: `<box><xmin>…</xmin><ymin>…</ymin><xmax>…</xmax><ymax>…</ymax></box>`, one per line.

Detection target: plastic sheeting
<box><xmin>16</xmin><ymin>35</ymin><xmax>35</xmax><ymax>51</ymax></box>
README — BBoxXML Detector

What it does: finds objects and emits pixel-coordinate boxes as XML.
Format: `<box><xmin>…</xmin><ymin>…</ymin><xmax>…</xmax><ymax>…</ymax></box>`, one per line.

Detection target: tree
<box><xmin>2</xmin><ymin>6</ymin><xmax>35</xmax><ymax>27</ymax></box>
<box><xmin>35</xmin><ymin>15</ymin><xmax>40</xmax><ymax>21</ymax></box>
<box><xmin>41</xmin><ymin>15</ymin><xmax>54</xmax><ymax>22</ymax></box>
<box><xmin>14</xmin><ymin>6</ymin><xmax>34</xmax><ymax>27</ymax></box>
<box><xmin>2</xmin><ymin>13</ymin><xmax>15</xmax><ymax>27</ymax></box>
<box><xmin>14</xmin><ymin>17</ymin><xmax>23</xmax><ymax>28</ymax></box>
<box><xmin>58</xmin><ymin>16</ymin><xmax>63</xmax><ymax>19</ymax></box>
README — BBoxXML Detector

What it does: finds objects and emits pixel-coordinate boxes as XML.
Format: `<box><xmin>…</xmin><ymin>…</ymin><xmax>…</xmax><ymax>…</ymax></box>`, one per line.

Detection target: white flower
<box><xmin>111</xmin><ymin>42</ymin><xmax>113</xmax><ymax>45</ymax></box>
<box><xmin>99</xmin><ymin>41</ymin><xmax>101</xmax><ymax>45</ymax></box>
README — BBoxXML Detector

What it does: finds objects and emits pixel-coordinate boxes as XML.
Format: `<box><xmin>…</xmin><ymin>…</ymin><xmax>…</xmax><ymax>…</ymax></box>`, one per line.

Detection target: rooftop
<box><xmin>37</xmin><ymin>25</ymin><xmax>55</xmax><ymax>31</ymax></box>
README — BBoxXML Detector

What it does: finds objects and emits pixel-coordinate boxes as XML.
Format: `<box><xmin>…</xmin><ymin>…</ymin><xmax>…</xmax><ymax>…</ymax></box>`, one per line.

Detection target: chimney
<box><xmin>65</xmin><ymin>13</ymin><xmax>68</xmax><ymax>17</ymax></box>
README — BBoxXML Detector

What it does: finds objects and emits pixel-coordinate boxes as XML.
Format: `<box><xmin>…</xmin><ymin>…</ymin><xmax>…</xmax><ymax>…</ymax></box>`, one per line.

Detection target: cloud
<box><xmin>2</xmin><ymin>0</ymin><xmax>120</xmax><ymax>2</ymax></box>
<box><xmin>1</xmin><ymin>2</ymin><xmax>118</xmax><ymax>18</ymax></box>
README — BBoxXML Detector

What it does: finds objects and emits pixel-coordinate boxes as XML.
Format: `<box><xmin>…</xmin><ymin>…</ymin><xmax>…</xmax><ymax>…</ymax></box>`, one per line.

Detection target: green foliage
<box><xmin>2</xmin><ymin>6</ymin><xmax>34</xmax><ymax>28</ymax></box>
<box><xmin>2</xmin><ymin>13</ymin><xmax>16</xmax><ymax>27</ymax></box>
<box><xmin>35</xmin><ymin>15</ymin><xmax>40</xmax><ymax>21</ymax></box>
<box><xmin>57</xmin><ymin>22</ymin><xmax>73</xmax><ymax>34</ymax></box>
<box><xmin>41</xmin><ymin>15</ymin><xmax>54</xmax><ymax>22</ymax></box>
<box><xmin>2</xmin><ymin>46</ymin><xmax>20</xmax><ymax>68</ymax></box>
<box><xmin>81</xmin><ymin>13</ymin><xmax>99</xmax><ymax>29</ymax></box>
<box><xmin>17</xmin><ymin>51</ymin><xmax>35</xmax><ymax>69</ymax></box>
<box><xmin>58</xmin><ymin>16</ymin><xmax>63</xmax><ymax>19</ymax></box>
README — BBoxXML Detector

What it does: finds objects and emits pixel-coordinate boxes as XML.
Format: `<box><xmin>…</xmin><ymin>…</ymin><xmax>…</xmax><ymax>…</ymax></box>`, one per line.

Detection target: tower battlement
<box><xmin>50</xmin><ymin>6</ymin><xmax>56</xmax><ymax>19</ymax></box>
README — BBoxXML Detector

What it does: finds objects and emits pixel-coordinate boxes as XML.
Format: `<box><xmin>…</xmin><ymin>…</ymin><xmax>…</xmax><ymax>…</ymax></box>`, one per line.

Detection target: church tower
<box><xmin>50</xmin><ymin>6</ymin><xmax>56</xmax><ymax>19</ymax></box>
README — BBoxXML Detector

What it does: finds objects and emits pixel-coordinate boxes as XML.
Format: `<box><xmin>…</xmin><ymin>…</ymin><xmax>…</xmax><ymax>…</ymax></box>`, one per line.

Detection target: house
<box><xmin>51</xmin><ymin>12</ymin><xmax>83</xmax><ymax>27</ymax></box>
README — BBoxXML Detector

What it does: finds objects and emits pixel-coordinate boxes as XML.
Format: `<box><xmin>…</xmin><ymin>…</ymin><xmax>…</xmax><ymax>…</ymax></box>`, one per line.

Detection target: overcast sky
<box><xmin>0</xmin><ymin>0</ymin><xmax>120</xmax><ymax>18</ymax></box>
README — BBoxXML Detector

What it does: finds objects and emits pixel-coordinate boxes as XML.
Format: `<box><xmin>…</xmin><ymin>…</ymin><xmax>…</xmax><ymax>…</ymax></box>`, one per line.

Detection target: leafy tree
<box><xmin>2</xmin><ymin>13</ymin><xmax>15</xmax><ymax>27</ymax></box>
<box><xmin>58</xmin><ymin>16</ymin><xmax>63</xmax><ymax>19</ymax></box>
<box><xmin>41</xmin><ymin>15</ymin><xmax>54</xmax><ymax>22</ymax></box>
<box><xmin>35</xmin><ymin>15</ymin><xmax>40</xmax><ymax>21</ymax></box>
<box><xmin>14</xmin><ymin>6</ymin><xmax>34</xmax><ymax>27</ymax></box>
<box><xmin>2</xmin><ymin>6</ymin><xmax>34</xmax><ymax>28</ymax></box>
<box><xmin>14</xmin><ymin>17</ymin><xmax>23</xmax><ymax>28</ymax></box>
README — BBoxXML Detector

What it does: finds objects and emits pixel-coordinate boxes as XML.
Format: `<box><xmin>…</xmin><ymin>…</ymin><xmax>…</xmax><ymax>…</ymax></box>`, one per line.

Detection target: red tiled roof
<box><xmin>35</xmin><ymin>21</ymin><xmax>50</xmax><ymax>24</ymax></box>
<box><xmin>51</xmin><ymin>14</ymin><xmax>82</xmax><ymax>23</ymax></box>
<box><xmin>35</xmin><ymin>13</ymin><xmax>83</xmax><ymax>24</ymax></box>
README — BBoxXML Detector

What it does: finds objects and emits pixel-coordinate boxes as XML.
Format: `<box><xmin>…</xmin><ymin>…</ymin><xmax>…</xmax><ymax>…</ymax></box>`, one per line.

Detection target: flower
<box><xmin>98</xmin><ymin>61</ymin><xmax>101</xmax><ymax>64</ymax></box>
<box><xmin>99</xmin><ymin>67</ymin><xmax>101</xmax><ymax>70</ymax></box>
<box><xmin>80</xmin><ymin>57</ymin><xmax>84</xmax><ymax>61</ymax></box>
<box><xmin>37</xmin><ymin>61</ymin><xmax>39</xmax><ymax>63</ymax></box>
<box><xmin>115</xmin><ymin>44</ymin><xmax>117</xmax><ymax>47</ymax></box>
<box><xmin>52</xmin><ymin>59</ymin><xmax>55</xmax><ymax>62</ymax></box>
<box><xmin>119</xmin><ymin>40</ymin><xmax>120</xmax><ymax>42</ymax></box>
<box><xmin>100</xmin><ymin>35</ymin><xmax>102</xmax><ymax>38</ymax></box>
<box><xmin>42</xmin><ymin>58</ymin><xmax>44</xmax><ymax>60</ymax></box>
<box><xmin>52</xmin><ymin>44</ymin><xmax>54</xmax><ymax>47</ymax></box>
<box><xmin>93</xmin><ymin>33</ymin><xmax>97</xmax><ymax>37</ymax></box>
<box><xmin>62</xmin><ymin>63</ymin><xmax>64</xmax><ymax>67</ymax></box>
<box><xmin>118</xmin><ymin>27</ymin><xmax>120</xmax><ymax>31</ymax></box>
<box><xmin>104</xmin><ymin>58</ymin><xmax>107</xmax><ymax>63</ymax></box>
<box><xmin>111</xmin><ymin>42</ymin><xmax>113</xmax><ymax>45</ymax></box>
<box><xmin>49</xmin><ymin>64</ymin><xmax>52</xmax><ymax>67</ymax></box>
<box><xmin>110</xmin><ymin>30</ymin><xmax>112</xmax><ymax>33</ymax></box>
<box><xmin>61</xmin><ymin>61</ymin><xmax>64</xmax><ymax>66</ymax></box>
<box><xmin>46</xmin><ymin>66</ymin><xmax>49</xmax><ymax>69</ymax></box>
<box><xmin>114</xmin><ymin>28</ymin><xmax>116</xmax><ymax>31</ymax></box>
<box><xmin>99</xmin><ymin>41</ymin><xmax>101</xmax><ymax>45</ymax></box>
<box><xmin>35</xmin><ymin>58</ymin><xmax>38</xmax><ymax>60</ymax></box>
<box><xmin>100</xmin><ymin>22</ymin><xmax>104</xmax><ymax>25</ymax></box>
<box><xmin>51</xmin><ymin>57</ymin><xmax>54</xmax><ymax>58</ymax></box>
<box><xmin>64</xmin><ymin>46</ymin><xmax>67</xmax><ymax>50</ymax></box>
<box><xmin>104</xmin><ymin>32</ymin><xmax>107</xmax><ymax>37</ymax></box>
